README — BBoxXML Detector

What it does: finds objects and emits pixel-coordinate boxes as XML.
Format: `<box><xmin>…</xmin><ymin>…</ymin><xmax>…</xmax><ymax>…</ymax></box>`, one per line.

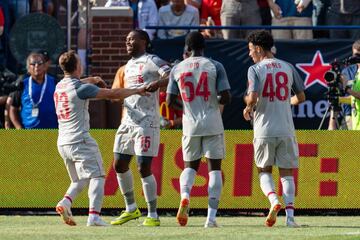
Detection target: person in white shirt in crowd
<box><xmin>157</xmin><ymin>0</ymin><xmax>199</xmax><ymax>39</ymax></box>
<box><xmin>105</xmin><ymin>0</ymin><xmax>159</xmax><ymax>40</ymax></box>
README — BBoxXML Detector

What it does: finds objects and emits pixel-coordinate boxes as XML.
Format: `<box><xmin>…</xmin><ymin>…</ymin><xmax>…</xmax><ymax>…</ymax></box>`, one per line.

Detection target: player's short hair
<box><xmin>185</xmin><ymin>31</ymin><xmax>205</xmax><ymax>52</ymax></box>
<box><xmin>353</xmin><ymin>39</ymin><xmax>360</xmax><ymax>52</ymax></box>
<box><xmin>247</xmin><ymin>30</ymin><xmax>274</xmax><ymax>52</ymax></box>
<box><xmin>59</xmin><ymin>50</ymin><xmax>77</xmax><ymax>74</ymax></box>
<box><xmin>131</xmin><ymin>29</ymin><xmax>152</xmax><ymax>52</ymax></box>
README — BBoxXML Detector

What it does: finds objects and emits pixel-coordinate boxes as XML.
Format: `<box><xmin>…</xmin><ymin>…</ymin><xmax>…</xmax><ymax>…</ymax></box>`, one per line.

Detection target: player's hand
<box><xmin>94</xmin><ymin>76</ymin><xmax>107</xmax><ymax>88</ymax></box>
<box><xmin>145</xmin><ymin>81</ymin><xmax>160</xmax><ymax>92</ymax></box>
<box><xmin>137</xmin><ymin>86</ymin><xmax>151</xmax><ymax>96</ymax></box>
<box><xmin>243</xmin><ymin>106</ymin><xmax>253</xmax><ymax>121</ymax></box>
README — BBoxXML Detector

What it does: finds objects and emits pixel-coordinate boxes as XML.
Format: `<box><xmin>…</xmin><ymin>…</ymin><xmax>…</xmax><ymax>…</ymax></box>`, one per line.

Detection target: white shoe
<box><xmin>87</xmin><ymin>216</ymin><xmax>109</xmax><ymax>227</ymax></box>
<box><xmin>286</xmin><ymin>217</ymin><xmax>300</xmax><ymax>228</ymax></box>
<box><xmin>204</xmin><ymin>219</ymin><xmax>219</xmax><ymax>228</ymax></box>
<box><xmin>56</xmin><ymin>202</ymin><xmax>76</xmax><ymax>226</ymax></box>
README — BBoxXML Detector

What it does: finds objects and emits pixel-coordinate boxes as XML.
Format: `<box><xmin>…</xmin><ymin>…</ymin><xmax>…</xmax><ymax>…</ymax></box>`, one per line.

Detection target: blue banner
<box><xmin>152</xmin><ymin>38</ymin><xmax>354</xmax><ymax>129</ymax></box>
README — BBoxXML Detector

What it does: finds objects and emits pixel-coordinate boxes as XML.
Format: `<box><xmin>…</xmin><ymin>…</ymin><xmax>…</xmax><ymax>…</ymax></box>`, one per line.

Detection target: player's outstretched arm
<box><xmin>291</xmin><ymin>91</ymin><xmax>306</xmax><ymax>105</ymax></box>
<box><xmin>81</xmin><ymin>76</ymin><xmax>107</xmax><ymax>88</ymax></box>
<box><xmin>95</xmin><ymin>86</ymin><xmax>149</xmax><ymax>100</ymax></box>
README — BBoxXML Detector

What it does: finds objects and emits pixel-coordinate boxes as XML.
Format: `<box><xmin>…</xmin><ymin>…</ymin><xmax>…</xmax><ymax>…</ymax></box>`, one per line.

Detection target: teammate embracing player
<box><xmin>55</xmin><ymin>50</ymin><xmax>148</xmax><ymax>227</ymax></box>
<box><xmin>243</xmin><ymin>30</ymin><xmax>305</xmax><ymax>227</ymax></box>
<box><xmin>167</xmin><ymin>32</ymin><xmax>231</xmax><ymax>228</ymax></box>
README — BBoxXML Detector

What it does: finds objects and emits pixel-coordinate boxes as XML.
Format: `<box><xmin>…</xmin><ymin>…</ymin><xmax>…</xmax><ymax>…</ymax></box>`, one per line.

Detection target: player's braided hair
<box><xmin>247</xmin><ymin>30</ymin><xmax>274</xmax><ymax>52</ymax></box>
<box><xmin>185</xmin><ymin>31</ymin><xmax>205</xmax><ymax>52</ymax></box>
<box><xmin>131</xmin><ymin>29</ymin><xmax>153</xmax><ymax>53</ymax></box>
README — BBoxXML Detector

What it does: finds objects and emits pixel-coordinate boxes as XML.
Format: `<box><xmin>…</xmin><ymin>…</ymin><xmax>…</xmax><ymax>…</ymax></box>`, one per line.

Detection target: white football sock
<box><xmin>207</xmin><ymin>170</ymin><xmax>222</xmax><ymax>222</ymax></box>
<box><xmin>259</xmin><ymin>172</ymin><xmax>279</xmax><ymax>206</ymax></box>
<box><xmin>180</xmin><ymin>168</ymin><xmax>197</xmax><ymax>200</ymax></box>
<box><xmin>88</xmin><ymin>177</ymin><xmax>105</xmax><ymax>214</ymax></box>
<box><xmin>62</xmin><ymin>179</ymin><xmax>89</xmax><ymax>206</ymax></box>
<box><xmin>141</xmin><ymin>175</ymin><xmax>158</xmax><ymax>218</ymax></box>
<box><xmin>281</xmin><ymin>176</ymin><xmax>295</xmax><ymax>218</ymax></box>
<box><xmin>117</xmin><ymin>170</ymin><xmax>137</xmax><ymax>212</ymax></box>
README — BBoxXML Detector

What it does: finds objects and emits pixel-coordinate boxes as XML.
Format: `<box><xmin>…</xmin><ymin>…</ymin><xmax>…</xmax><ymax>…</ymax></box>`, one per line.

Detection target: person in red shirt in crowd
<box><xmin>257</xmin><ymin>0</ymin><xmax>271</xmax><ymax>25</ymax></box>
<box><xmin>200</xmin><ymin>0</ymin><xmax>222</xmax><ymax>38</ymax></box>
<box><xmin>0</xmin><ymin>6</ymin><xmax>4</xmax><ymax>37</ymax></box>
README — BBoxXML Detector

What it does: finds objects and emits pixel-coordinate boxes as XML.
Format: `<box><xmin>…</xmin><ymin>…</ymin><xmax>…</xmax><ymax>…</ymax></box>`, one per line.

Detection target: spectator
<box><xmin>155</xmin><ymin>0</ymin><xmax>170</xmax><ymax>8</ymax></box>
<box><xmin>157</xmin><ymin>0</ymin><xmax>199</xmax><ymax>39</ymax></box>
<box><xmin>0</xmin><ymin>5</ymin><xmax>4</xmax><ymax>66</ymax></box>
<box><xmin>0</xmin><ymin>6</ymin><xmax>3</xmax><ymax>37</ymax></box>
<box><xmin>185</xmin><ymin>0</ymin><xmax>201</xmax><ymax>10</ymax></box>
<box><xmin>77</xmin><ymin>0</ymin><xmax>106</xmax><ymax>73</ymax></box>
<box><xmin>200</xmin><ymin>0</ymin><xmax>222</xmax><ymax>38</ymax></box>
<box><xmin>220</xmin><ymin>0</ymin><xmax>262</xmax><ymax>40</ymax></box>
<box><xmin>106</xmin><ymin>0</ymin><xmax>159</xmax><ymax>40</ymax></box>
<box><xmin>30</xmin><ymin>0</ymin><xmax>56</xmax><ymax>16</ymax></box>
<box><xmin>335</xmin><ymin>39</ymin><xmax>360</xmax><ymax>130</ymax></box>
<box><xmin>258</xmin><ymin>0</ymin><xmax>272</xmax><ymax>25</ymax></box>
<box><xmin>8</xmin><ymin>51</ymin><xmax>58</xmax><ymax>129</ymax></box>
<box><xmin>267</xmin><ymin>0</ymin><xmax>313</xmax><ymax>39</ymax></box>
<box><xmin>326</xmin><ymin>0</ymin><xmax>360</xmax><ymax>39</ymax></box>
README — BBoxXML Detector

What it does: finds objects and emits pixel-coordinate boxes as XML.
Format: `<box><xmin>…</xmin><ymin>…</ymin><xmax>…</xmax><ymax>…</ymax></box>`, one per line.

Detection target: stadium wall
<box><xmin>0</xmin><ymin>130</ymin><xmax>358</xmax><ymax>210</ymax></box>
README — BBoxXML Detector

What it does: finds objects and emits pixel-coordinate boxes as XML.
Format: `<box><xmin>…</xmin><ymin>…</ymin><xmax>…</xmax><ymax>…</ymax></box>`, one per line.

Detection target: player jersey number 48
<box><xmin>262</xmin><ymin>72</ymin><xmax>289</xmax><ymax>102</ymax></box>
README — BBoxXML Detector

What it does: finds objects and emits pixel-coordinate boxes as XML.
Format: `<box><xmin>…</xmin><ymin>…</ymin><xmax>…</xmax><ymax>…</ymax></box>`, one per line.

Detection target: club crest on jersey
<box><xmin>296</xmin><ymin>51</ymin><xmax>332</xmax><ymax>89</ymax></box>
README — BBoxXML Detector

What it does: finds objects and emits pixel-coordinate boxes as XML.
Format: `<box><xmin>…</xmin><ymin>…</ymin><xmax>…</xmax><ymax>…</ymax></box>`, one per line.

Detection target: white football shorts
<box><xmin>253</xmin><ymin>136</ymin><xmax>299</xmax><ymax>169</ymax></box>
<box><xmin>182</xmin><ymin>134</ymin><xmax>225</xmax><ymax>162</ymax></box>
<box><xmin>113</xmin><ymin>124</ymin><xmax>160</xmax><ymax>157</ymax></box>
<box><xmin>57</xmin><ymin>137</ymin><xmax>105</xmax><ymax>181</ymax></box>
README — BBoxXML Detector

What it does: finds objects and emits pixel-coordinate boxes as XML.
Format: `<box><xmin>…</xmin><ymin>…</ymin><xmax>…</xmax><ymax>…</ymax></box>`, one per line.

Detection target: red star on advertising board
<box><xmin>296</xmin><ymin>51</ymin><xmax>332</xmax><ymax>89</ymax></box>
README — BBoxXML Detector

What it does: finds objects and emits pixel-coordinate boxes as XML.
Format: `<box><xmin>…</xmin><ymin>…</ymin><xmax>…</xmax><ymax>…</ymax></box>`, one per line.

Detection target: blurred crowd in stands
<box><xmin>0</xmin><ymin>0</ymin><xmax>359</xmax><ymax>129</ymax></box>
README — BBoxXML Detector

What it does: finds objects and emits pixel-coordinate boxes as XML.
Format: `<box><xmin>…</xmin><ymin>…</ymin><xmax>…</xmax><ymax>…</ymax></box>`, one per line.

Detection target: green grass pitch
<box><xmin>1</xmin><ymin>216</ymin><xmax>360</xmax><ymax>240</ymax></box>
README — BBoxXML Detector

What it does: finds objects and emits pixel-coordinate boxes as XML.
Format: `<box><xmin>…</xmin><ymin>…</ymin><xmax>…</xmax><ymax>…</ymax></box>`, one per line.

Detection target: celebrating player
<box><xmin>167</xmin><ymin>31</ymin><xmax>231</xmax><ymax>228</ymax></box>
<box><xmin>55</xmin><ymin>50</ymin><xmax>148</xmax><ymax>227</ymax></box>
<box><xmin>110</xmin><ymin>30</ymin><xmax>171</xmax><ymax>227</ymax></box>
<box><xmin>243</xmin><ymin>30</ymin><xmax>305</xmax><ymax>227</ymax></box>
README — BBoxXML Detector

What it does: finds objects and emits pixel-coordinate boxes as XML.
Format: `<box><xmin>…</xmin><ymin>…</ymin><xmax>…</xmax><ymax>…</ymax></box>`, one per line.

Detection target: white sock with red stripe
<box><xmin>281</xmin><ymin>176</ymin><xmax>295</xmax><ymax>218</ymax></box>
<box><xmin>60</xmin><ymin>179</ymin><xmax>89</xmax><ymax>206</ymax></box>
<box><xmin>88</xmin><ymin>177</ymin><xmax>105</xmax><ymax>216</ymax></box>
<box><xmin>259</xmin><ymin>172</ymin><xmax>279</xmax><ymax>206</ymax></box>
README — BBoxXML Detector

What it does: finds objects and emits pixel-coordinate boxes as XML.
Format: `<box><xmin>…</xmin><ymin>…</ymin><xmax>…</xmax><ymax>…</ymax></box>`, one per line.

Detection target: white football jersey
<box><xmin>121</xmin><ymin>53</ymin><xmax>170</xmax><ymax>128</ymax></box>
<box><xmin>247</xmin><ymin>58</ymin><xmax>305</xmax><ymax>138</ymax></box>
<box><xmin>167</xmin><ymin>56</ymin><xmax>230</xmax><ymax>136</ymax></box>
<box><xmin>54</xmin><ymin>77</ymin><xmax>99</xmax><ymax>146</ymax></box>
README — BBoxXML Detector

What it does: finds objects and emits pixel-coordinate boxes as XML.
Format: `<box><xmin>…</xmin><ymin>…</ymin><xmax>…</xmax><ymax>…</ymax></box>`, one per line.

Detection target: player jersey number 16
<box><xmin>179</xmin><ymin>71</ymin><xmax>210</xmax><ymax>102</ymax></box>
<box><xmin>262</xmin><ymin>72</ymin><xmax>289</xmax><ymax>102</ymax></box>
